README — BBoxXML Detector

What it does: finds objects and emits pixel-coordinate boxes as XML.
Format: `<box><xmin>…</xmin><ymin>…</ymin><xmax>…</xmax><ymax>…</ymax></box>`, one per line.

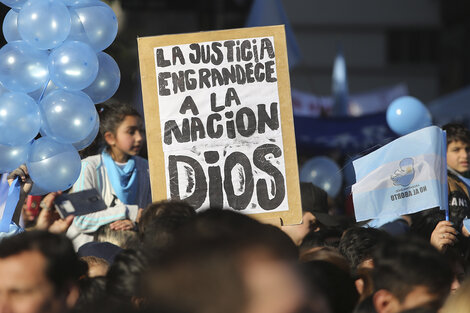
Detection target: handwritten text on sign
<box><xmin>154</xmin><ymin>37</ymin><xmax>288</xmax><ymax>213</ymax></box>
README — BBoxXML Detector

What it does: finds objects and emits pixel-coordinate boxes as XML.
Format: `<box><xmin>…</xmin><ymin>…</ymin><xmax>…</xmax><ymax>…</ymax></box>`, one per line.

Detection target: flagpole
<box><xmin>442</xmin><ymin>131</ymin><xmax>449</xmax><ymax>221</ymax></box>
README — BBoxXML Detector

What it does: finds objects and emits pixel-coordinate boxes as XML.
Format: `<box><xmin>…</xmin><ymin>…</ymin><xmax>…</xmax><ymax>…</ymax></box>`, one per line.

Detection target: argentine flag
<box><xmin>352</xmin><ymin>126</ymin><xmax>447</xmax><ymax>221</ymax></box>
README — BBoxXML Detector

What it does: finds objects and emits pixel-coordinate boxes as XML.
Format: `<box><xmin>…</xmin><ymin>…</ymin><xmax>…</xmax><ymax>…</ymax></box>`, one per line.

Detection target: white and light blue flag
<box><xmin>0</xmin><ymin>174</ymin><xmax>9</xmax><ymax>222</ymax></box>
<box><xmin>0</xmin><ymin>174</ymin><xmax>23</xmax><ymax>239</ymax></box>
<box><xmin>352</xmin><ymin>126</ymin><xmax>447</xmax><ymax>221</ymax></box>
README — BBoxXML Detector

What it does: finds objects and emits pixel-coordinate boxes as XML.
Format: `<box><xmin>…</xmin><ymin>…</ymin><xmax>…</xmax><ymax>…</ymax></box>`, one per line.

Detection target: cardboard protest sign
<box><xmin>138</xmin><ymin>25</ymin><xmax>301</xmax><ymax>225</ymax></box>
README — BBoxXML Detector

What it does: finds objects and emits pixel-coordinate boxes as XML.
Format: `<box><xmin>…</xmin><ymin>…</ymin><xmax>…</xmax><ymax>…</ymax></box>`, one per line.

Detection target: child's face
<box><xmin>447</xmin><ymin>140</ymin><xmax>470</xmax><ymax>173</ymax></box>
<box><xmin>109</xmin><ymin>115</ymin><xmax>144</xmax><ymax>161</ymax></box>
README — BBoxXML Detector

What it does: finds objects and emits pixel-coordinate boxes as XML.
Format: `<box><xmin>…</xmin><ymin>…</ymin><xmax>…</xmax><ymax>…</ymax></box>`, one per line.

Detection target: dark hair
<box><xmin>300</xmin><ymin>227</ymin><xmax>344</xmax><ymax>251</ymax></box>
<box><xmin>79</xmin><ymin>101</ymin><xmax>142</xmax><ymax>158</ymax></box>
<box><xmin>141</xmin><ymin>209</ymin><xmax>300</xmax><ymax>313</ymax></box>
<box><xmin>74</xmin><ymin>276</ymin><xmax>107</xmax><ymax>312</ymax></box>
<box><xmin>176</xmin><ymin>208</ymin><xmax>298</xmax><ymax>260</ymax></box>
<box><xmin>372</xmin><ymin>236</ymin><xmax>453</xmax><ymax>302</ymax></box>
<box><xmin>99</xmin><ymin>102</ymin><xmax>141</xmax><ymax>137</ymax></box>
<box><xmin>301</xmin><ymin>260</ymin><xmax>359</xmax><ymax>313</ymax></box>
<box><xmin>442</xmin><ymin>123</ymin><xmax>470</xmax><ymax>145</ymax></box>
<box><xmin>94</xmin><ymin>102</ymin><xmax>142</xmax><ymax>153</ymax></box>
<box><xmin>106</xmin><ymin>248</ymin><xmax>148</xmax><ymax>303</ymax></box>
<box><xmin>353</xmin><ymin>295</ymin><xmax>375</xmax><ymax>313</ymax></box>
<box><xmin>338</xmin><ymin>227</ymin><xmax>390</xmax><ymax>273</ymax></box>
<box><xmin>410</xmin><ymin>208</ymin><xmax>443</xmax><ymax>240</ymax></box>
<box><xmin>139</xmin><ymin>200</ymin><xmax>196</xmax><ymax>243</ymax></box>
<box><xmin>300</xmin><ymin>246</ymin><xmax>351</xmax><ymax>273</ymax></box>
<box><xmin>0</xmin><ymin>231</ymin><xmax>86</xmax><ymax>294</ymax></box>
<box><xmin>72</xmin><ymin>297</ymin><xmax>138</xmax><ymax>313</ymax></box>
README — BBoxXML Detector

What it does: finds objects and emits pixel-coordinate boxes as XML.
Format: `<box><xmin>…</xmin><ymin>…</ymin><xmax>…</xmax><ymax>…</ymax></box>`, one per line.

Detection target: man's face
<box><xmin>447</xmin><ymin>140</ymin><xmax>470</xmax><ymax>174</ymax></box>
<box><xmin>0</xmin><ymin>250</ymin><xmax>66</xmax><ymax>313</ymax></box>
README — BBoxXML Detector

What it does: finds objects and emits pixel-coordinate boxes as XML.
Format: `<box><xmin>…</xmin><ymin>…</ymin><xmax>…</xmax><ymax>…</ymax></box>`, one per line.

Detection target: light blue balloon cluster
<box><xmin>299</xmin><ymin>156</ymin><xmax>343</xmax><ymax>198</ymax></box>
<box><xmin>0</xmin><ymin>0</ymin><xmax>121</xmax><ymax>193</ymax></box>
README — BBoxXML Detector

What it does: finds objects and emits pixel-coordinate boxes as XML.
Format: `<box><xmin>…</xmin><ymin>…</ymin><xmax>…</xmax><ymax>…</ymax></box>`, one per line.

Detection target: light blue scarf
<box><xmin>102</xmin><ymin>151</ymin><xmax>138</xmax><ymax>205</ymax></box>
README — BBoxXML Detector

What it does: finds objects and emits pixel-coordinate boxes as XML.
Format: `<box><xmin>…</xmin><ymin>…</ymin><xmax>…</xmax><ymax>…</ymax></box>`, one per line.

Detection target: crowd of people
<box><xmin>0</xmin><ymin>102</ymin><xmax>470</xmax><ymax>313</ymax></box>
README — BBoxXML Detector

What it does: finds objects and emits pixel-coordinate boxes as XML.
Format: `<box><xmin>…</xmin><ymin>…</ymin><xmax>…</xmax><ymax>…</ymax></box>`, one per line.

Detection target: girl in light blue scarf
<box><xmin>69</xmin><ymin>103</ymin><xmax>151</xmax><ymax>249</ymax></box>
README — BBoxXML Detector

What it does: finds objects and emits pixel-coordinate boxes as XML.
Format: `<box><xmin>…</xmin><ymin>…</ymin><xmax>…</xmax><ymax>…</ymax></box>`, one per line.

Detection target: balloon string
<box><xmin>38</xmin><ymin>79</ymin><xmax>50</xmax><ymax>103</ymax></box>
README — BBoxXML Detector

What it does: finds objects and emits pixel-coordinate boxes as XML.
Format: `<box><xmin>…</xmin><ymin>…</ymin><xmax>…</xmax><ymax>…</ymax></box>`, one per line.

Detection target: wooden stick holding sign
<box><xmin>137</xmin><ymin>25</ymin><xmax>301</xmax><ymax>225</ymax></box>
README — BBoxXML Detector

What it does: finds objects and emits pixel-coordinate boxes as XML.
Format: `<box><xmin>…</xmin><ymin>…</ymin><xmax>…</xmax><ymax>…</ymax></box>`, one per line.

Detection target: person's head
<box><xmin>139</xmin><ymin>200</ymin><xmax>196</xmax><ymax>248</ymax></box>
<box><xmin>80</xmin><ymin>256</ymin><xmax>109</xmax><ymax>278</ymax></box>
<box><xmin>73</xmin><ymin>276</ymin><xmax>107</xmax><ymax>313</ymax></box>
<box><xmin>301</xmin><ymin>260</ymin><xmax>359</xmax><ymax>313</ymax></box>
<box><xmin>299</xmin><ymin>246</ymin><xmax>350</xmax><ymax>273</ymax></box>
<box><xmin>371</xmin><ymin>236</ymin><xmax>453</xmax><ymax>313</ymax></box>
<box><xmin>94</xmin><ymin>223</ymin><xmax>139</xmax><ymax>249</ymax></box>
<box><xmin>177</xmin><ymin>208</ymin><xmax>299</xmax><ymax>260</ymax></box>
<box><xmin>299</xmin><ymin>227</ymin><xmax>344</xmax><ymax>254</ymax></box>
<box><xmin>443</xmin><ymin>247</ymin><xmax>466</xmax><ymax>293</ymax></box>
<box><xmin>442</xmin><ymin>123</ymin><xmax>470</xmax><ymax>174</ymax></box>
<box><xmin>142</xmin><ymin>209</ymin><xmax>307</xmax><ymax>313</ymax></box>
<box><xmin>0</xmin><ymin>231</ymin><xmax>86</xmax><ymax>313</ymax></box>
<box><xmin>354</xmin><ymin>267</ymin><xmax>374</xmax><ymax>302</ymax></box>
<box><xmin>77</xmin><ymin>241</ymin><xmax>122</xmax><ymax>265</ymax></box>
<box><xmin>99</xmin><ymin>102</ymin><xmax>144</xmax><ymax>162</ymax></box>
<box><xmin>339</xmin><ymin>227</ymin><xmax>390</xmax><ymax>274</ymax></box>
<box><xmin>106</xmin><ymin>249</ymin><xmax>148</xmax><ymax>307</ymax></box>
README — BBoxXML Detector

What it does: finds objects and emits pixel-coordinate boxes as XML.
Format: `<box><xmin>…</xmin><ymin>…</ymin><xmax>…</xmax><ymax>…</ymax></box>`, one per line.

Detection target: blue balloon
<box><xmin>2</xmin><ymin>9</ymin><xmax>21</xmax><ymax>43</ymax></box>
<box><xmin>0</xmin><ymin>41</ymin><xmax>49</xmax><ymax>93</ymax></box>
<box><xmin>62</xmin><ymin>0</ymin><xmax>100</xmax><ymax>7</ymax></box>
<box><xmin>0</xmin><ymin>0</ymin><xmax>26</xmax><ymax>10</ymax></box>
<box><xmin>29</xmin><ymin>182</ymin><xmax>55</xmax><ymax>196</ymax></box>
<box><xmin>82</xmin><ymin>52</ymin><xmax>120</xmax><ymax>104</ymax></box>
<box><xmin>17</xmin><ymin>0</ymin><xmax>71</xmax><ymax>50</ymax></box>
<box><xmin>67</xmin><ymin>6</ymin><xmax>88</xmax><ymax>43</ymax></box>
<box><xmin>0</xmin><ymin>92</ymin><xmax>40</xmax><ymax>146</ymax></box>
<box><xmin>0</xmin><ymin>141</ymin><xmax>31</xmax><ymax>173</ymax></box>
<box><xmin>73</xmin><ymin>111</ymin><xmax>99</xmax><ymax>150</ymax></box>
<box><xmin>48</xmin><ymin>41</ymin><xmax>99</xmax><ymax>91</ymax></box>
<box><xmin>40</xmin><ymin>89</ymin><xmax>97</xmax><ymax>144</ymax></box>
<box><xmin>27</xmin><ymin>137</ymin><xmax>81</xmax><ymax>192</ymax></box>
<box><xmin>386</xmin><ymin>96</ymin><xmax>432</xmax><ymax>136</ymax></box>
<box><xmin>0</xmin><ymin>81</ymin><xmax>11</xmax><ymax>98</ymax></box>
<box><xmin>69</xmin><ymin>2</ymin><xmax>118</xmax><ymax>52</ymax></box>
<box><xmin>28</xmin><ymin>80</ymin><xmax>59</xmax><ymax>102</ymax></box>
<box><xmin>300</xmin><ymin>156</ymin><xmax>343</xmax><ymax>198</ymax></box>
